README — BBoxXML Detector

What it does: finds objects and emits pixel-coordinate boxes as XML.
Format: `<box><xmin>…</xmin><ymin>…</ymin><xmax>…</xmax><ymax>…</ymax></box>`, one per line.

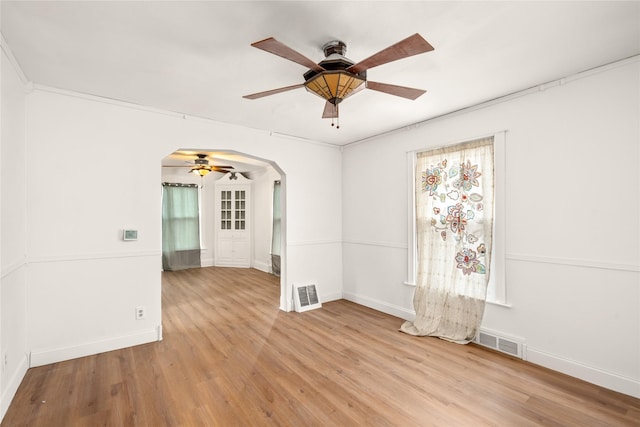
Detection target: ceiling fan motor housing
<box><xmin>322</xmin><ymin>40</ymin><xmax>346</xmax><ymax>56</ymax></box>
<box><xmin>303</xmin><ymin>40</ymin><xmax>367</xmax><ymax>105</ymax></box>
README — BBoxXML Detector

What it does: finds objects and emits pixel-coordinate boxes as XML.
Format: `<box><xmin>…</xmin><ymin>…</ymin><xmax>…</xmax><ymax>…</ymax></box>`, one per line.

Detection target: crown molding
<box><xmin>0</xmin><ymin>31</ymin><xmax>30</xmax><ymax>85</ymax></box>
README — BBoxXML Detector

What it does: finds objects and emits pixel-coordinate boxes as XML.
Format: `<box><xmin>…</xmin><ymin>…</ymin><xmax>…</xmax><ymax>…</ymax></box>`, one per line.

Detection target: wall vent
<box><xmin>478</xmin><ymin>331</ymin><xmax>497</xmax><ymax>348</ymax></box>
<box><xmin>293</xmin><ymin>283</ymin><xmax>322</xmax><ymax>312</ymax></box>
<box><xmin>475</xmin><ymin>329</ymin><xmax>524</xmax><ymax>359</ymax></box>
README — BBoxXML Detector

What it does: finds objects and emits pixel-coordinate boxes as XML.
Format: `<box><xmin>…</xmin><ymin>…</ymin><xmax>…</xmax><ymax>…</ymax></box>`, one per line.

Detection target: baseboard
<box><xmin>252</xmin><ymin>260</ymin><xmax>271</xmax><ymax>273</ymax></box>
<box><xmin>321</xmin><ymin>291</ymin><xmax>343</xmax><ymax>303</ymax></box>
<box><xmin>29</xmin><ymin>328</ymin><xmax>160</xmax><ymax>368</ymax></box>
<box><xmin>342</xmin><ymin>292</ymin><xmax>415</xmax><ymax>321</ymax></box>
<box><xmin>1</xmin><ymin>352</ymin><xmax>29</xmax><ymax>422</ymax></box>
<box><xmin>201</xmin><ymin>257</ymin><xmax>215</xmax><ymax>267</ymax></box>
<box><xmin>526</xmin><ymin>348</ymin><xmax>640</xmax><ymax>398</ymax></box>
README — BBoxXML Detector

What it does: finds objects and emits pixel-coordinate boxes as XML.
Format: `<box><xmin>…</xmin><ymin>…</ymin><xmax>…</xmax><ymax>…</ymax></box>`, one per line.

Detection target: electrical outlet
<box><xmin>2</xmin><ymin>352</ymin><xmax>7</xmax><ymax>373</ymax></box>
<box><xmin>135</xmin><ymin>306</ymin><xmax>146</xmax><ymax>320</ymax></box>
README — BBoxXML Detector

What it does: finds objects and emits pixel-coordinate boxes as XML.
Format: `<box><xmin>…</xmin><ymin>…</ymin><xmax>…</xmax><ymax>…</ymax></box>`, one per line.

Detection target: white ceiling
<box><xmin>2</xmin><ymin>1</ymin><xmax>639</xmax><ymax>147</ymax></box>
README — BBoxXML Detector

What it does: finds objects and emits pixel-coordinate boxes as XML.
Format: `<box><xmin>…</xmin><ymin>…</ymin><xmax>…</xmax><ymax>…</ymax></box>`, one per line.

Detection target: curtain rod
<box><xmin>162</xmin><ymin>182</ymin><xmax>198</xmax><ymax>188</ymax></box>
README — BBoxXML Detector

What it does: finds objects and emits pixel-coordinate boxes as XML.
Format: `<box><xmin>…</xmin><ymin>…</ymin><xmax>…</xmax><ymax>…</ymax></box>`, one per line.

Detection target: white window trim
<box><xmin>405</xmin><ymin>131</ymin><xmax>508</xmax><ymax>306</ymax></box>
<box><xmin>405</xmin><ymin>151</ymin><xmax>417</xmax><ymax>286</ymax></box>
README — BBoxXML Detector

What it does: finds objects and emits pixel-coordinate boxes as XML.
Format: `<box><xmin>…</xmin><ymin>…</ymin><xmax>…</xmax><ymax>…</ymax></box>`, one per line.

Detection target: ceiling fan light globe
<box><xmin>191</xmin><ymin>167</ymin><xmax>210</xmax><ymax>177</ymax></box>
<box><xmin>304</xmin><ymin>71</ymin><xmax>365</xmax><ymax>104</ymax></box>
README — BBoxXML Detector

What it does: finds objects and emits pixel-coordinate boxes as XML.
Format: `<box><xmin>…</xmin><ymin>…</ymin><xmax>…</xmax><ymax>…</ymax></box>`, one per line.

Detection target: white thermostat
<box><xmin>123</xmin><ymin>229</ymin><xmax>138</xmax><ymax>241</ymax></box>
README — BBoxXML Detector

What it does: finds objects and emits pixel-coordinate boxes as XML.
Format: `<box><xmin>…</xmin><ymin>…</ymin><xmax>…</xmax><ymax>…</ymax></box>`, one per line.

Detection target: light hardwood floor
<box><xmin>3</xmin><ymin>267</ymin><xmax>639</xmax><ymax>426</ymax></box>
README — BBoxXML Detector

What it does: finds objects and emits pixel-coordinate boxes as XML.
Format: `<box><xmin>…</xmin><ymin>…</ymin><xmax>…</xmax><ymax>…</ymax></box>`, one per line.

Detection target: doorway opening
<box><xmin>161</xmin><ymin>148</ymin><xmax>288</xmax><ymax>310</ymax></box>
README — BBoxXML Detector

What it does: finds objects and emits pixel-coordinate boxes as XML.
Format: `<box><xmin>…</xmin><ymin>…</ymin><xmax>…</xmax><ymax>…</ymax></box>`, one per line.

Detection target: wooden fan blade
<box><xmin>322</xmin><ymin>102</ymin><xmax>338</xmax><ymax>119</ymax></box>
<box><xmin>251</xmin><ymin>37</ymin><xmax>325</xmax><ymax>72</ymax></box>
<box><xmin>347</xmin><ymin>33</ymin><xmax>434</xmax><ymax>74</ymax></box>
<box><xmin>243</xmin><ymin>83</ymin><xmax>305</xmax><ymax>100</ymax></box>
<box><xmin>162</xmin><ymin>165</ymin><xmax>234</xmax><ymax>169</ymax></box>
<box><xmin>366</xmin><ymin>81</ymin><xmax>426</xmax><ymax>100</ymax></box>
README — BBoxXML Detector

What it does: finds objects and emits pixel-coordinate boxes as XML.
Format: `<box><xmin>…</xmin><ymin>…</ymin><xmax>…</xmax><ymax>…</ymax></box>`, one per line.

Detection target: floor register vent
<box><xmin>475</xmin><ymin>329</ymin><xmax>525</xmax><ymax>359</ymax></box>
<box><xmin>293</xmin><ymin>283</ymin><xmax>322</xmax><ymax>312</ymax></box>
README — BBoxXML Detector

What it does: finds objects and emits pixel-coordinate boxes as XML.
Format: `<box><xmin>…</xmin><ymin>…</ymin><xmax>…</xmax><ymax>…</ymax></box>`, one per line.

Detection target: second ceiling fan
<box><xmin>163</xmin><ymin>153</ymin><xmax>234</xmax><ymax>177</ymax></box>
<box><xmin>243</xmin><ymin>33</ymin><xmax>434</xmax><ymax>127</ymax></box>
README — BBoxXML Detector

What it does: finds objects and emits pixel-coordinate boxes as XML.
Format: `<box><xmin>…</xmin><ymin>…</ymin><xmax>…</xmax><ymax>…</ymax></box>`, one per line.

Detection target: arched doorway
<box><xmin>161</xmin><ymin>148</ymin><xmax>287</xmax><ymax>310</ymax></box>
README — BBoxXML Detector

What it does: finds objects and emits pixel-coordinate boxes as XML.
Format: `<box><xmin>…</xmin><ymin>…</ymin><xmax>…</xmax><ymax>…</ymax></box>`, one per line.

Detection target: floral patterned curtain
<box><xmin>401</xmin><ymin>137</ymin><xmax>494</xmax><ymax>343</ymax></box>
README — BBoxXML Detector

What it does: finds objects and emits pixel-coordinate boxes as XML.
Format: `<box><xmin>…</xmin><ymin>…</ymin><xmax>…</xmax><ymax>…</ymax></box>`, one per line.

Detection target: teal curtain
<box><xmin>162</xmin><ymin>183</ymin><xmax>201</xmax><ymax>271</ymax></box>
<box><xmin>271</xmin><ymin>180</ymin><xmax>281</xmax><ymax>276</ymax></box>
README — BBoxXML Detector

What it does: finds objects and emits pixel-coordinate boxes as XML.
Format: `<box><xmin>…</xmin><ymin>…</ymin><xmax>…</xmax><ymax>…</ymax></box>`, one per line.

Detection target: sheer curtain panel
<box><xmin>162</xmin><ymin>183</ymin><xmax>201</xmax><ymax>271</ymax></box>
<box><xmin>401</xmin><ymin>137</ymin><xmax>494</xmax><ymax>343</ymax></box>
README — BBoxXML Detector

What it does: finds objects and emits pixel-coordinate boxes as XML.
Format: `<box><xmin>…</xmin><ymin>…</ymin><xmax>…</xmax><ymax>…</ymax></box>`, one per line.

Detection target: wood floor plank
<box><xmin>2</xmin><ymin>266</ymin><xmax>639</xmax><ymax>426</ymax></box>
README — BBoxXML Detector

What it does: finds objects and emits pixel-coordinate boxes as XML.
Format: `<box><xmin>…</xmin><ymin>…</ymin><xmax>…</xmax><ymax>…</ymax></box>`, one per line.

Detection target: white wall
<box><xmin>0</xmin><ymin>44</ymin><xmax>29</xmax><ymax>418</ymax></box>
<box><xmin>342</xmin><ymin>59</ymin><xmax>640</xmax><ymax>397</ymax></box>
<box><xmin>24</xmin><ymin>86</ymin><xmax>343</xmax><ymax>367</ymax></box>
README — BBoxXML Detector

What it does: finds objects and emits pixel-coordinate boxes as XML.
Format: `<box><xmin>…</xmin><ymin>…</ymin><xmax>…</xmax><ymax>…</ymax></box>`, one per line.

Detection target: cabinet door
<box><xmin>215</xmin><ymin>185</ymin><xmax>251</xmax><ymax>267</ymax></box>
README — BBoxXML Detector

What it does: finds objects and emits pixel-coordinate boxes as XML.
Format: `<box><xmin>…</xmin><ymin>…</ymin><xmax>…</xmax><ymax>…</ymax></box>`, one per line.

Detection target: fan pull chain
<box><xmin>330</xmin><ymin>104</ymin><xmax>340</xmax><ymax>129</ymax></box>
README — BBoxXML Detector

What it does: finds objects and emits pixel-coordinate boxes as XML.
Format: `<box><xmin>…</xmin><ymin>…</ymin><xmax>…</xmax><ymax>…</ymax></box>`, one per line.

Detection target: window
<box><xmin>407</xmin><ymin>132</ymin><xmax>506</xmax><ymax>305</ymax></box>
<box><xmin>220</xmin><ymin>190</ymin><xmax>232</xmax><ymax>230</ymax></box>
<box><xmin>235</xmin><ymin>190</ymin><xmax>246</xmax><ymax>230</ymax></box>
<box><xmin>162</xmin><ymin>183</ymin><xmax>201</xmax><ymax>270</ymax></box>
<box><xmin>220</xmin><ymin>189</ymin><xmax>247</xmax><ymax>230</ymax></box>
<box><xmin>271</xmin><ymin>181</ymin><xmax>282</xmax><ymax>276</ymax></box>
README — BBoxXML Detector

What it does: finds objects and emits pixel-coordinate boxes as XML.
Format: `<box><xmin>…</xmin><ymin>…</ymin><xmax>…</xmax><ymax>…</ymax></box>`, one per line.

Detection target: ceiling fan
<box><xmin>163</xmin><ymin>153</ymin><xmax>235</xmax><ymax>177</ymax></box>
<box><xmin>243</xmin><ymin>33</ymin><xmax>434</xmax><ymax>127</ymax></box>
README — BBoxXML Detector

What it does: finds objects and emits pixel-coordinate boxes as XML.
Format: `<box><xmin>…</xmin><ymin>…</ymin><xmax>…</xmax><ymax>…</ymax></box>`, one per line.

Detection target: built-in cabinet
<box><xmin>214</xmin><ymin>179</ymin><xmax>251</xmax><ymax>267</ymax></box>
